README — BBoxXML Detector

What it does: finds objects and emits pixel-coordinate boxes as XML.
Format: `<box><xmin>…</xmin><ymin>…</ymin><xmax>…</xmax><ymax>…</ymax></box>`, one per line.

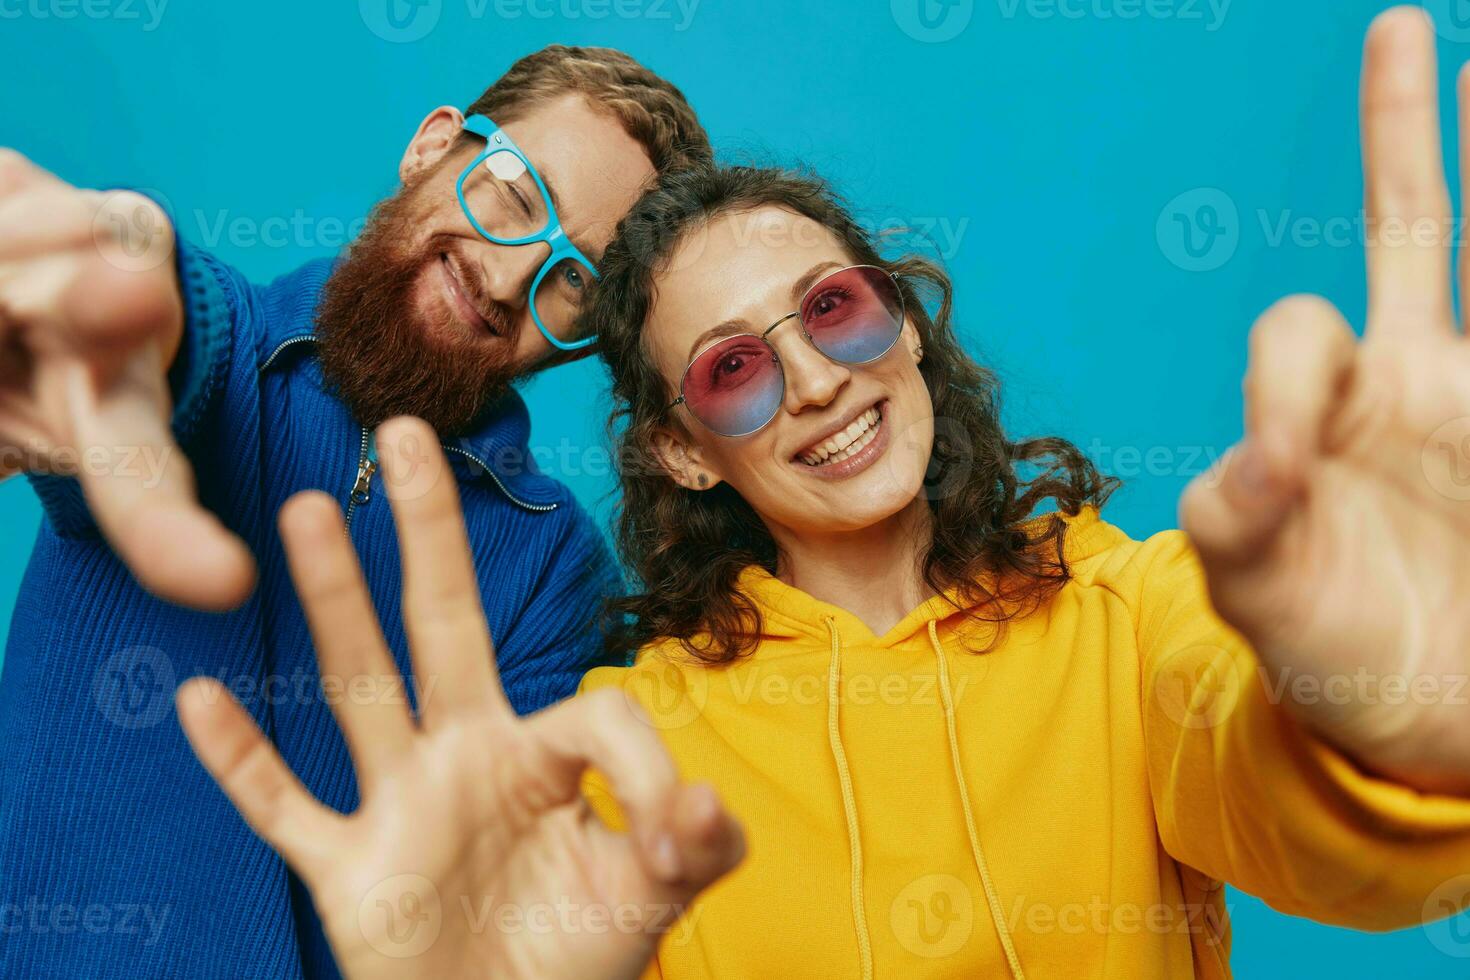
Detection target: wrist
<box><xmin>1295</xmin><ymin>697</ymin><xmax>1470</xmax><ymax>797</ymax></box>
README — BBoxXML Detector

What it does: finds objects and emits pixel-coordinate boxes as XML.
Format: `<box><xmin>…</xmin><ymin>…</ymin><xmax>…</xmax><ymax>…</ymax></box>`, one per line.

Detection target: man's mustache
<box><xmin>436</xmin><ymin>239</ymin><xmax>518</xmax><ymax>338</ymax></box>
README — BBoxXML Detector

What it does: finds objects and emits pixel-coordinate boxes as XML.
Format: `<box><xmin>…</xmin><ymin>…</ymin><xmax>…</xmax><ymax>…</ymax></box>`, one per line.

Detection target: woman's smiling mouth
<box><xmin>793</xmin><ymin>400</ymin><xmax>889</xmax><ymax>479</ymax></box>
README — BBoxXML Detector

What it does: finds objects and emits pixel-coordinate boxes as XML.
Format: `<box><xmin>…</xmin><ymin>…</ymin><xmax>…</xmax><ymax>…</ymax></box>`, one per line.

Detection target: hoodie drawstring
<box><xmin>824</xmin><ymin>616</ymin><xmax>874</xmax><ymax>980</ymax></box>
<box><xmin>928</xmin><ymin>620</ymin><xmax>1027</xmax><ymax>980</ymax></box>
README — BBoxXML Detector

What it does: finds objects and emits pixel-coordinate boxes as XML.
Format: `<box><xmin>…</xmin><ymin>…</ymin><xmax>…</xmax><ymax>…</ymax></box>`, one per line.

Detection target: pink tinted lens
<box><xmin>800</xmin><ymin>266</ymin><xmax>904</xmax><ymax>363</ymax></box>
<box><xmin>681</xmin><ymin>334</ymin><xmax>784</xmax><ymax>437</ymax></box>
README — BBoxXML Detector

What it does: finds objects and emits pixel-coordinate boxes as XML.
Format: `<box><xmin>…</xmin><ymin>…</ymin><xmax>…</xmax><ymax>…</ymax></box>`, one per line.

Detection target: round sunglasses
<box><xmin>665</xmin><ymin>265</ymin><xmax>906</xmax><ymax>437</ymax></box>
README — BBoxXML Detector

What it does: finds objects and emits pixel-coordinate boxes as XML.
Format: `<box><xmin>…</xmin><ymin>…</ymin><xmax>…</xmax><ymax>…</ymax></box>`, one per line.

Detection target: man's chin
<box><xmin>316</xmin><ymin>267</ymin><xmax>519</xmax><ymax>435</ymax></box>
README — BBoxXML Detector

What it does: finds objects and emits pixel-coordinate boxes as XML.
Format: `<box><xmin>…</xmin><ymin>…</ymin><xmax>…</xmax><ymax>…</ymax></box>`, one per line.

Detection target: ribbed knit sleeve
<box><xmin>26</xmin><ymin>234</ymin><xmax>237</xmax><ymax>536</ymax></box>
<box><xmin>167</xmin><ymin>238</ymin><xmax>237</xmax><ymax>448</ymax></box>
<box><xmin>495</xmin><ymin>498</ymin><xmax>625</xmax><ymax>714</ymax></box>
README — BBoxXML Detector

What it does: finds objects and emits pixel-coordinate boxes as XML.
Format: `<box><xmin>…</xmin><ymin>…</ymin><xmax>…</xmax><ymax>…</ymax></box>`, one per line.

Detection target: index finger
<box><xmin>377</xmin><ymin>415</ymin><xmax>508</xmax><ymax>725</ymax></box>
<box><xmin>1361</xmin><ymin>7</ymin><xmax>1456</xmax><ymax>335</ymax></box>
<box><xmin>58</xmin><ymin>352</ymin><xmax>256</xmax><ymax>610</ymax></box>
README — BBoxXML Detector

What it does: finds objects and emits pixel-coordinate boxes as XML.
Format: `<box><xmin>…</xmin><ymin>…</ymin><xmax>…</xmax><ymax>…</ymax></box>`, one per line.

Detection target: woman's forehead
<box><xmin>648</xmin><ymin>207</ymin><xmax>850</xmax><ymax>351</ymax></box>
<box><xmin>695</xmin><ymin>206</ymin><xmax>845</xmax><ymax>264</ymax></box>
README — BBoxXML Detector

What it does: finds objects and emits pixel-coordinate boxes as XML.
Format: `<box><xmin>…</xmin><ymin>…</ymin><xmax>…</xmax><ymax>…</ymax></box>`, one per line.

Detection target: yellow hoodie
<box><xmin>580</xmin><ymin>509</ymin><xmax>1470</xmax><ymax>979</ymax></box>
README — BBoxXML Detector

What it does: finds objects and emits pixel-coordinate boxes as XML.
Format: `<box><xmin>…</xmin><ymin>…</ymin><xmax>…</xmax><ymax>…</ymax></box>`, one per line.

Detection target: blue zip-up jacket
<box><xmin>0</xmin><ymin>238</ymin><xmax>622</xmax><ymax>979</ymax></box>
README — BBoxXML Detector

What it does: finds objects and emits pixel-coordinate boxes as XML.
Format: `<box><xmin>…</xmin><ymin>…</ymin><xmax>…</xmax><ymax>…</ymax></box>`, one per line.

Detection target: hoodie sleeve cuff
<box><xmin>1303</xmin><ymin>732</ymin><xmax>1470</xmax><ymax>837</ymax></box>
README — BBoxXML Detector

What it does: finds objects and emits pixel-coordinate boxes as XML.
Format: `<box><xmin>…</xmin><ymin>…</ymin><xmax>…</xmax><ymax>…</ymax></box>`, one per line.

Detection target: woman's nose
<box><xmin>774</xmin><ymin>327</ymin><xmax>850</xmax><ymax>414</ymax></box>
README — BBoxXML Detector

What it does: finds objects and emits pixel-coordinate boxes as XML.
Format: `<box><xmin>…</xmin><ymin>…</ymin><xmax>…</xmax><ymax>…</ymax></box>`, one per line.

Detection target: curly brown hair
<box><xmin>463</xmin><ymin>45</ymin><xmax>710</xmax><ymax>174</ymax></box>
<box><xmin>584</xmin><ymin>166</ymin><xmax>1117</xmax><ymax>664</ymax></box>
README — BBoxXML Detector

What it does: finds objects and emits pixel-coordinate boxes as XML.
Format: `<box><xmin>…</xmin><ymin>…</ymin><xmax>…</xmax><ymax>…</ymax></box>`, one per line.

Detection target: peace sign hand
<box><xmin>1182</xmin><ymin>8</ymin><xmax>1470</xmax><ymax>795</ymax></box>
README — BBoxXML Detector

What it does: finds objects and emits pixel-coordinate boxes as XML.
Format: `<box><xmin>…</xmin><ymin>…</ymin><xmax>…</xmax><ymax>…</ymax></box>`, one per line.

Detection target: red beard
<box><xmin>316</xmin><ymin>176</ymin><xmax>521</xmax><ymax>436</ymax></box>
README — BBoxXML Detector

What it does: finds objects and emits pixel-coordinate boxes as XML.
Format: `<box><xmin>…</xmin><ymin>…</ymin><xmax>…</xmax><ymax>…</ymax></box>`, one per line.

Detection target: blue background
<box><xmin>4</xmin><ymin>0</ymin><xmax>1470</xmax><ymax>973</ymax></box>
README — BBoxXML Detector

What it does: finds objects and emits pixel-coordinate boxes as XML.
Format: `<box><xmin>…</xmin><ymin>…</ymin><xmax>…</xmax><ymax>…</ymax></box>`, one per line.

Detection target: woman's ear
<box><xmin>650</xmin><ymin>426</ymin><xmax>724</xmax><ymax>491</ymax></box>
<box><xmin>900</xmin><ymin>317</ymin><xmax>924</xmax><ymax>364</ymax></box>
<box><xmin>400</xmin><ymin>106</ymin><xmax>466</xmax><ymax>183</ymax></box>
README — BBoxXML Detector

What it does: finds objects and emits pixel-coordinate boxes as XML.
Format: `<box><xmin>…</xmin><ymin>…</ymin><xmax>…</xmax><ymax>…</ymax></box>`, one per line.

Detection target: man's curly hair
<box><xmin>464</xmin><ymin>45</ymin><xmax>710</xmax><ymax>174</ymax></box>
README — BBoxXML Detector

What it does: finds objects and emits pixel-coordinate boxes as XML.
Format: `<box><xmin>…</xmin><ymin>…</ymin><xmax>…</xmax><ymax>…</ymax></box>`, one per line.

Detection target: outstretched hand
<box><xmin>1182</xmin><ymin>8</ymin><xmax>1470</xmax><ymax>794</ymax></box>
<box><xmin>177</xmin><ymin>417</ymin><xmax>744</xmax><ymax>980</ymax></box>
<box><xmin>0</xmin><ymin>151</ymin><xmax>253</xmax><ymax>609</ymax></box>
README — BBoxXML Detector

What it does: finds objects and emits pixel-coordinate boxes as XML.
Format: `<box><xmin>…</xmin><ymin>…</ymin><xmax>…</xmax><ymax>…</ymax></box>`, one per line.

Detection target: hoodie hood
<box><xmin>732</xmin><ymin>506</ymin><xmax>1125</xmax><ymax>651</ymax></box>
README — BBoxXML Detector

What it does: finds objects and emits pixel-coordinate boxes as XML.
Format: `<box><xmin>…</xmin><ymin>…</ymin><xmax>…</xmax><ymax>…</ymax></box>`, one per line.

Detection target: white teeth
<box><xmin>800</xmin><ymin>407</ymin><xmax>882</xmax><ymax>466</ymax></box>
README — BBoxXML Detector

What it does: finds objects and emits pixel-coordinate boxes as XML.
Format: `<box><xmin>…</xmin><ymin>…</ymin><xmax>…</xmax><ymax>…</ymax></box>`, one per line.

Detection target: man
<box><xmin>0</xmin><ymin>46</ymin><xmax>708</xmax><ymax>979</ymax></box>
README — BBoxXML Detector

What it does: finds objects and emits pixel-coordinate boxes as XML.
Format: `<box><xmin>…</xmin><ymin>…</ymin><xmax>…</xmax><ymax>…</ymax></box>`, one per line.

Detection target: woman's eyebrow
<box><xmin>681</xmin><ymin>260</ymin><xmax>847</xmax><ymax>363</ymax></box>
<box><xmin>685</xmin><ymin>319</ymin><xmax>750</xmax><ymax>364</ymax></box>
<box><xmin>789</xmin><ymin>260</ymin><xmax>844</xmax><ymax>302</ymax></box>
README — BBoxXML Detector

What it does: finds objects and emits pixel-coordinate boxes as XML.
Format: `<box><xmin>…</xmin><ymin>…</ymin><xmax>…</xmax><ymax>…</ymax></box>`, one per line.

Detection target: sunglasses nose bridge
<box><xmin>760</xmin><ymin>310</ymin><xmax>803</xmax><ymax>342</ymax></box>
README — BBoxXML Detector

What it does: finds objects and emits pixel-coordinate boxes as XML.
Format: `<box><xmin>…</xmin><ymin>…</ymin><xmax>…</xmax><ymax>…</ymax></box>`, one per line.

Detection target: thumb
<box><xmin>645</xmin><ymin>782</ymin><xmax>745</xmax><ymax>902</ymax></box>
<box><xmin>1179</xmin><ymin>427</ymin><xmax>1300</xmax><ymax>569</ymax></box>
<box><xmin>1186</xmin><ymin>294</ymin><xmax>1354</xmax><ymax>567</ymax></box>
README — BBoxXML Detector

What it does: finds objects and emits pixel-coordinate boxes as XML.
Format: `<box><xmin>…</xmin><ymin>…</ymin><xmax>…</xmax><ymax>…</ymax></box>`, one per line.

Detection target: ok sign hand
<box><xmin>177</xmin><ymin>417</ymin><xmax>744</xmax><ymax>980</ymax></box>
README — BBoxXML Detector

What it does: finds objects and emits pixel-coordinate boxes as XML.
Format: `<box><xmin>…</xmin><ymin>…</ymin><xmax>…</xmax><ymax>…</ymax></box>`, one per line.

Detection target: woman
<box><xmin>575</xmin><ymin>151</ymin><xmax>1469</xmax><ymax>980</ymax></box>
<box><xmin>179</xmin><ymin>9</ymin><xmax>1470</xmax><ymax>979</ymax></box>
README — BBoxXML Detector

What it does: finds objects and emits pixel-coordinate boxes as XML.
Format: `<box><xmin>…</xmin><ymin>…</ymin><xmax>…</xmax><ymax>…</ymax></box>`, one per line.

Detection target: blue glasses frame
<box><xmin>454</xmin><ymin>114</ymin><xmax>599</xmax><ymax>351</ymax></box>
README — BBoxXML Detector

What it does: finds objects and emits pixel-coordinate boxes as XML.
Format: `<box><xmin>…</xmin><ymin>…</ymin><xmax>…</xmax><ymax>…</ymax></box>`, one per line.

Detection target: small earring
<box><xmin>913</xmin><ymin>344</ymin><xmax>924</xmax><ymax>361</ymax></box>
<box><xmin>696</xmin><ymin>473</ymin><xmax>709</xmax><ymax>488</ymax></box>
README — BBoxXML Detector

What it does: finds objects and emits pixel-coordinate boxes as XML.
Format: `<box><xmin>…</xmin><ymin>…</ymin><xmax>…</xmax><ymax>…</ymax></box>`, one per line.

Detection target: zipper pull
<box><xmin>350</xmin><ymin>460</ymin><xmax>377</xmax><ymax>505</ymax></box>
<box><xmin>351</xmin><ymin>437</ymin><xmax>379</xmax><ymax>506</ymax></box>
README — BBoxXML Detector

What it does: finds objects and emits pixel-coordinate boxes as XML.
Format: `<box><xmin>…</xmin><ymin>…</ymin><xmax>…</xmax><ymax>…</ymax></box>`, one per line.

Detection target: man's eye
<box><xmin>507</xmin><ymin>185</ymin><xmax>533</xmax><ymax>219</ymax></box>
<box><xmin>561</xmin><ymin>265</ymin><xmax>585</xmax><ymax>291</ymax></box>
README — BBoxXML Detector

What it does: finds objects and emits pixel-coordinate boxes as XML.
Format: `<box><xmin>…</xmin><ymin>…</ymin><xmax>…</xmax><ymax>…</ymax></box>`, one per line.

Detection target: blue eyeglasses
<box><xmin>455</xmin><ymin>114</ymin><xmax>599</xmax><ymax>351</ymax></box>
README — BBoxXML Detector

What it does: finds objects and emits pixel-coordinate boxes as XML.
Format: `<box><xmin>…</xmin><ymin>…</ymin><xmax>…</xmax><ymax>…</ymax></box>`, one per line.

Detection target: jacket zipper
<box><xmin>442</xmin><ymin>445</ymin><xmax>557</xmax><ymax>513</ymax></box>
<box><xmin>262</xmin><ymin>334</ymin><xmax>316</xmax><ymax>371</ymax></box>
<box><xmin>343</xmin><ymin>437</ymin><xmax>556</xmax><ymax>531</ymax></box>
<box><xmin>259</xmin><ymin>334</ymin><xmax>558</xmax><ymax>521</ymax></box>
<box><xmin>344</xmin><ymin>428</ymin><xmax>377</xmax><ymax>532</ymax></box>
